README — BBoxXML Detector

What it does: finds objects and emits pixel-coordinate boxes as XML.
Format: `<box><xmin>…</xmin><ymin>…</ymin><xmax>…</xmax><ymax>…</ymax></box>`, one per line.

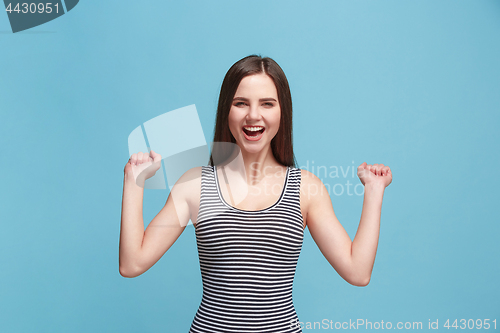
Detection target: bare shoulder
<box><xmin>168</xmin><ymin>166</ymin><xmax>204</xmax><ymax>227</ymax></box>
<box><xmin>176</xmin><ymin>165</ymin><xmax>203</xmax><ymax>182</ymax></box>
<box><xmin>299</xmin><ymin>168</ymin><xmax>325</xmax><ymax>191</ymax></box>
<box><xmin>298</xmin><ymin>169</ymin><xmax>329</xmax><ymax>227</ymax></box>
<box><xmin>299</xmin><ymin>168</ymin><xmax>330</xmax><ymax>202</ymax></box>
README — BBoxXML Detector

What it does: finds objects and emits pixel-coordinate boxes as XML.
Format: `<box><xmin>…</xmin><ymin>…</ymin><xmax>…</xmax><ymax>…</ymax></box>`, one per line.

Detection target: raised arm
<box><xmin>119</xmin><ymin>150</ymin><xmax>201</xmax><ymax>278</ymax></box>
<box><xmin>302</xmin><ymin>162</ymin><xmax>392</xmax><ymax>286</ymax></box>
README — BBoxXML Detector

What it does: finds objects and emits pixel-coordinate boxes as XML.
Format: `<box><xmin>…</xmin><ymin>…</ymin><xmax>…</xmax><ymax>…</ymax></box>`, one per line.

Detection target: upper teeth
<box><xmin>244</xmin><ymin>126</ymin><xmax>264</xmax><ymax>131</ymax></box>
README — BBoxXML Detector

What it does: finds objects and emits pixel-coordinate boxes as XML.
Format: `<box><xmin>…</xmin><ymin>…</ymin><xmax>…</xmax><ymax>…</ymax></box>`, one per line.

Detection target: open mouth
<box><xmin>242</xmin><ymin>126</ymin><xmax>265</xmax><ymax>137</ymax></box>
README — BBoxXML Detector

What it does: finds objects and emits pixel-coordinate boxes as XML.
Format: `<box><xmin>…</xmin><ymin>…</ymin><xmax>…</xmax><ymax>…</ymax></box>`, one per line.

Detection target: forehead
<box><xmin>234</xmin><ymin>74</ymin><xmax>278</xmax><ymax>98</ymax></box>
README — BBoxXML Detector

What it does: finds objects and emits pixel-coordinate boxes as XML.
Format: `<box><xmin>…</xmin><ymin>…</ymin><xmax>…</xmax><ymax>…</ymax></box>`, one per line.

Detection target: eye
<box><xmin>234</xmin><ymin>102</ymin><xmax>246</xmax><ymax>106</ymax></box>
<box><xmin>263</xmin><ymin>102</ymin><xmax>274</xmax><ymax>107</ymax></box>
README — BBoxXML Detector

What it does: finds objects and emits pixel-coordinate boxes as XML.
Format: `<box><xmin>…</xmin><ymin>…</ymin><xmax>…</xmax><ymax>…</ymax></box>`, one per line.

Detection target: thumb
<box><xmin>149</xmin><ymin>149</ymin><xmax>162</xmax><ymax>162</ymax></box>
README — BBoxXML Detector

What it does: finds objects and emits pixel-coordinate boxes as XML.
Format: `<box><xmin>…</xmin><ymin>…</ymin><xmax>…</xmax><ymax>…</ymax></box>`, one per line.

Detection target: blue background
<box><xmin>1</xmin><ymin>0</ymin><xmax>499</xmax><ymax>331</ymax></box>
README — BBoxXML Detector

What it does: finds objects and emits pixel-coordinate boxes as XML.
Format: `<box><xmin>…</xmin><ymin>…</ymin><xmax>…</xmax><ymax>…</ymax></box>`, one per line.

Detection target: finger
<box><xmin>378</xmin><ymin>164</ymin><xmax>386</xmax><ymax>176</ymax></box>
<box><xmin>368</xmin><ymin>164</ymin><xmax>376</xmax><ymax>174</ymax></box>
<box><xmin>137</xmin><ymin>152</ymin><xmax>144</xmax><ymax>164</ymax></box>
<box><xmin>357</xmin><ymin>168</ymin><xmax>366</xmax><ymax>178</ymax></box>
<box><xmin>377</xmin><ymin>164</ymin><xmax>385</xmax><ymax>176</ymax></box>
<box><xmin>376</xmin><ymin>166</ymin><xmax>383</xmax><ymax>176</ymax></box>
<box><xmin>382</xmin><ymin>166</ymin><xmax>389</xmax><ymax>176</ymax></box>
<box><xmin>130</xmin><ymin>153</ymin><xmax>137</xmax><ymax>165</ymax></box>
<box><xmin>150</xmin><ymin>149</ymin><xmax>162</xmax><ymax>163</ymax></box>
<box><xmin>357</xmin><ymin>163</ymin><xmax>366</xmax><ymax>177</ymax></box>
<box><xmin>379</xmin><ymin>164</ymin><xmax>386</xmax><ymax>176</ymax></box>
<box><xmin>378</xmin><ymin>164</ymin><xmax>384</xmax><ymax>175</ymax></box>
<box><xmin>143</xmin><ymin>152</ymin><xmax>150</xmax><ymax>163</ymax></box>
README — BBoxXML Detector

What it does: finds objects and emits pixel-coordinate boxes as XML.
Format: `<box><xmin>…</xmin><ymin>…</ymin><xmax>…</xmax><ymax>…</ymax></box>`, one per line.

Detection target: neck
<box><xmin>238</xmin><ymin>144</ymin><xmax>284</xmax><ymax>183</ymax></box>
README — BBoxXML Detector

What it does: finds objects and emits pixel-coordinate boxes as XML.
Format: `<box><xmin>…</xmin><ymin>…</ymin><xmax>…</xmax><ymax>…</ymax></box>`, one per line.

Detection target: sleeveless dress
<box><xmin>189</xmin><ymin>165</ymin><xmax>304</xmax><ymax>333</ymax></box>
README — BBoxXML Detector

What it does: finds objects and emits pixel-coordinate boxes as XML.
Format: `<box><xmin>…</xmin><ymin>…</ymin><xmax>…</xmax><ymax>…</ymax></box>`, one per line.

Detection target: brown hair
<box><xmin>209</xmin><ymin>54</ymin><xmax>297</xmax><ymax>167</ymax></box>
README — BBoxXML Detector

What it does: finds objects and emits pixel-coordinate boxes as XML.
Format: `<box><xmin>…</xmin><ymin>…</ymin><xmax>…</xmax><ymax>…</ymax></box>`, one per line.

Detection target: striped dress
<box><xmin>189</xmin><ymin>165</ymin><xmax>304</xmax><ymax>333</ymax></box>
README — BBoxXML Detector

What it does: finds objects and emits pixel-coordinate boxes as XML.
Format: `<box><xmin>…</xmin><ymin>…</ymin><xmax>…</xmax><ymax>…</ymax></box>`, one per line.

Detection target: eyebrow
<box><xmin>233</xmin><ymin>97</ymin><xmax>277</xmax><ymax>102</ymax></box>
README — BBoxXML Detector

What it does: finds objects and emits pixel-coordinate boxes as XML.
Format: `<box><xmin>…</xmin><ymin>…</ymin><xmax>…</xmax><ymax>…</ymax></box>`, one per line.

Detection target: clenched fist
<box><xmin>124</xmin><ymin>150</ymin><xmax>162</xmax><ymax>185</ymax></box>
<box><xmin>357</xmin><ymin>162</ymin><xmax>392</xmax><ymax>188</ymax></box>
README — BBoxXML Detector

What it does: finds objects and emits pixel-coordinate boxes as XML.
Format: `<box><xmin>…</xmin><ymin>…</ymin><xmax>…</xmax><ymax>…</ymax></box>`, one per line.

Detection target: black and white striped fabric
<box><xmin>189</xmin><ymin>165</ymin><xmax>304</xmax><ymax>333</ymax></box>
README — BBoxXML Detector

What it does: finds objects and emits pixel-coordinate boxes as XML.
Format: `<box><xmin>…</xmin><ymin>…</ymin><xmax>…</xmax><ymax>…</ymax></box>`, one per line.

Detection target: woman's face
<box><xmin>228</xmin><ymin>73</ymin><xmax>281</xmax><ymax>155</ymax></box>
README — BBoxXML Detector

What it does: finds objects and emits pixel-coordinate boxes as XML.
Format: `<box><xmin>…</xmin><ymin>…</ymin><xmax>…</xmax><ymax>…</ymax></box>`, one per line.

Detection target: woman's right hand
<box><xmin>124</xmin><ymin>150</ymin><xmax>162</xmax><ymax>185</ymax></box>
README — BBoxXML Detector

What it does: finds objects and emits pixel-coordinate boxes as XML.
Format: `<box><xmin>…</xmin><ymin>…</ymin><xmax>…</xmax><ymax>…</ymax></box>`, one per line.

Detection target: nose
<box><xmin>246</xmin><ymin>104</ymin><xmax>262</xmax><ymax>121</ymax></box>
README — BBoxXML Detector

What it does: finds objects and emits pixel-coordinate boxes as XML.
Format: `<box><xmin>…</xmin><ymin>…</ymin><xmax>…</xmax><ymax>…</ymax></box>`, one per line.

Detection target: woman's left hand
<box><xmin>357</xmin><ymin>162</ymin><xmax>392</xmax><ymax>188</ymax></box>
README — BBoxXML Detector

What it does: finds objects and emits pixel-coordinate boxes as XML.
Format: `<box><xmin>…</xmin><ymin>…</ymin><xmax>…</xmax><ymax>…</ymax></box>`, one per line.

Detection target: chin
<box><xmin>237</xmin><ymin>140</ymin><xmax>267</xmax><ymax>153</ymax></box>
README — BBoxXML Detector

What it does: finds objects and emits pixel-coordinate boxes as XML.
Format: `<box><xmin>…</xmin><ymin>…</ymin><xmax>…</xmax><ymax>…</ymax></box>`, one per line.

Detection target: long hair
<box><xmin>209</xmin><ymin>54</ymin><xmax>297</xmax><ymax>167</ymax></box>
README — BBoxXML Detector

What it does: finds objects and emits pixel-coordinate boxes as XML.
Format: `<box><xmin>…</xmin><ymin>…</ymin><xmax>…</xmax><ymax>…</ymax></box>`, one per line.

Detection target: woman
<box><xmin>120</xmin><ymin>55</ymin><xmax>392</xmax><ymax>332</ymax></box>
